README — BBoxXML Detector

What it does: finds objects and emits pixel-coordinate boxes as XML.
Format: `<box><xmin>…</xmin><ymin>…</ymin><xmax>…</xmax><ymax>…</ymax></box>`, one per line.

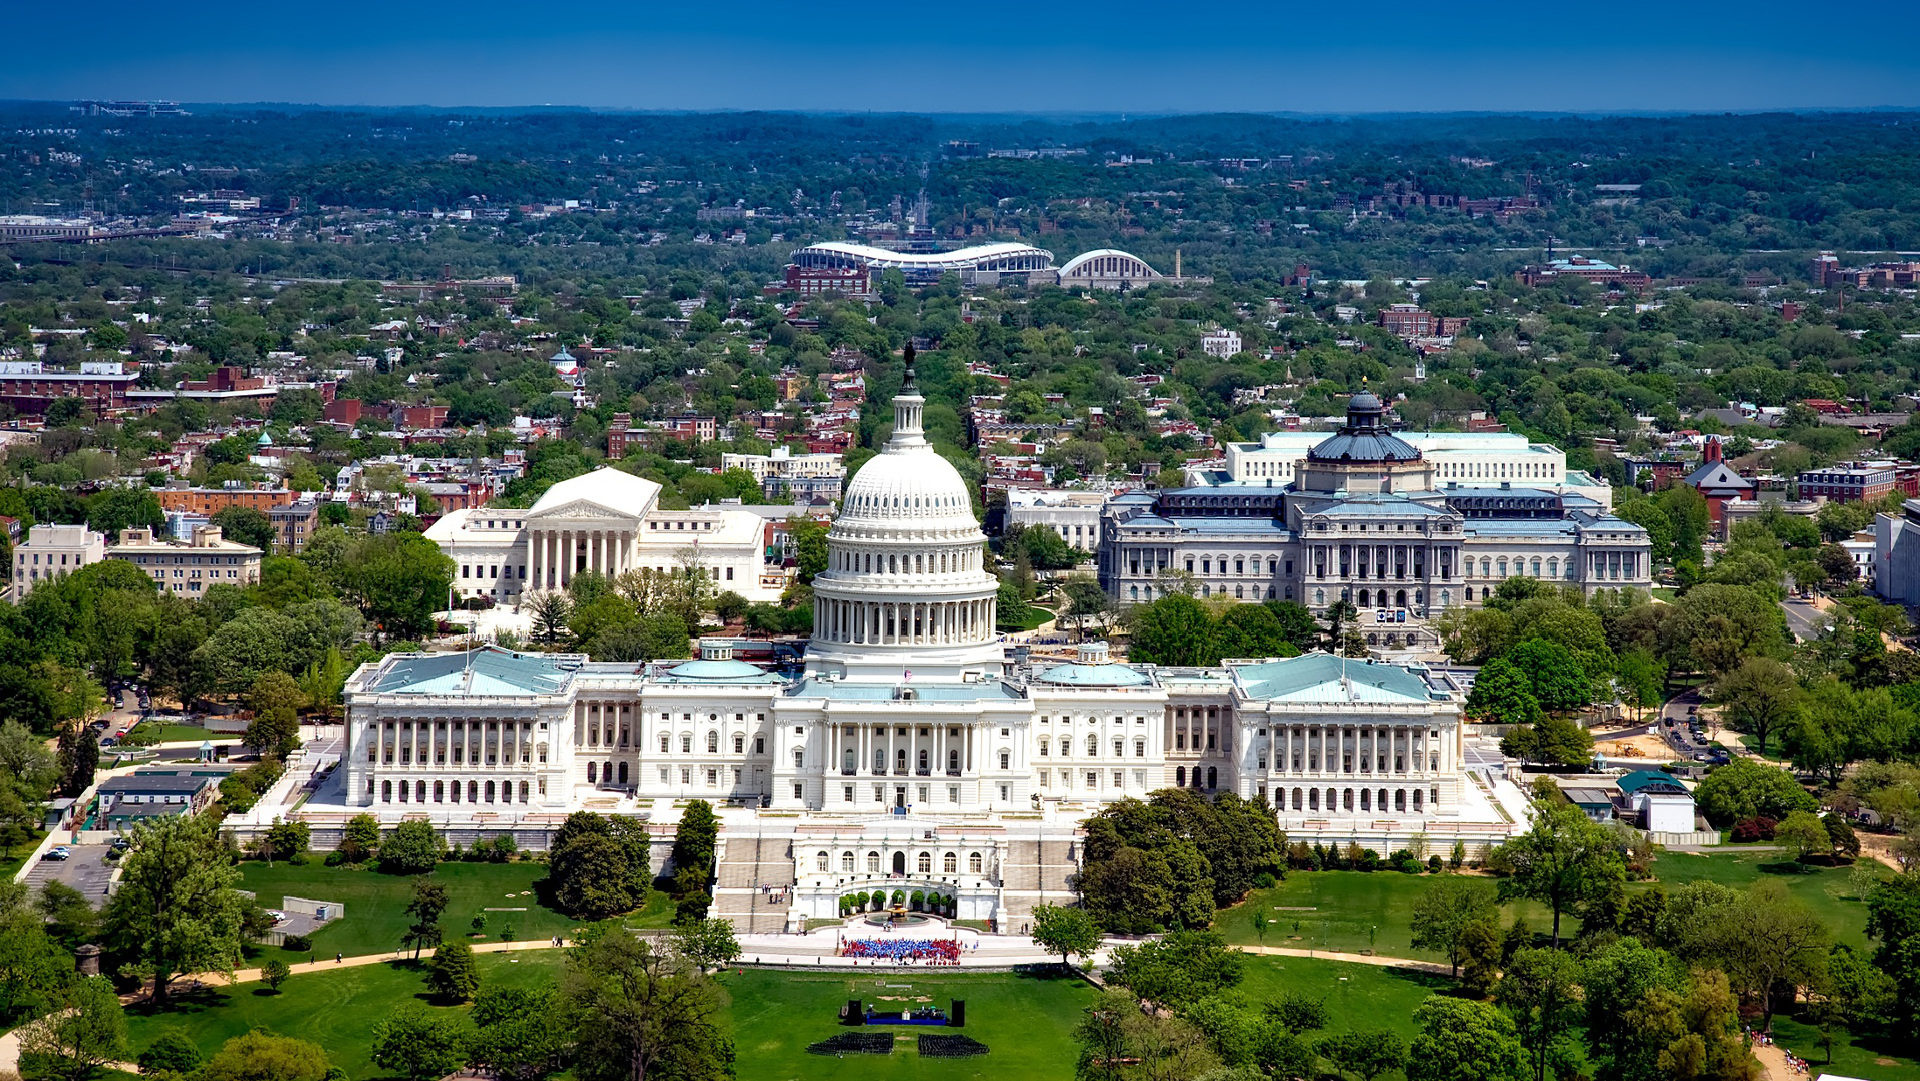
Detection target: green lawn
<box><xmin>1214</xmin><ymin>853</ymin><xmax>1879</xmax><ymax>961</ymax></box>
<box><xmin>1</xmin><ymin>829</ymin><xmax>48</xmax><ymax>880</ymax></box>
<box><xmin>728</xmin><ymin>967</ymin><xmax>1099</xmax><ymax>1079</ymax></box>
<box><xmin>998</xmin><ymin>606</ymin><xmax>1053</xmax><ymax>632</ymax></box>
<box><xmin>122</xmin><ymin>956</ymin><xmax>1099</xmax><ymax>1081</ymax></box>
<box><xmin>1770</xmin><ymin>1013</ymin><xmax>1920</xmax><ymax>1081</ymax></box>
<box><xmin>1237</xmin><ymin>954</ymin><xmax>1450</xmax><ymax>1039</ymax></box>
<box><xmin>123</xmin><ymin>954</ymin><xmax>562</xmax><ymax>1081</ymax></box>
<box><xmin>238</xmin><ymin>860</ymin><xmax>626</xmax><ymax>957</ymax></box>
<box><xmin>1214</xmin><ymin>870</ymin><xmax>1555</xmax><ymax>960</ymax></box>
<box><xmin>1645</xmin><ymin>850</ymin><xmax>1874</xmax><ymax>950</ymax></box>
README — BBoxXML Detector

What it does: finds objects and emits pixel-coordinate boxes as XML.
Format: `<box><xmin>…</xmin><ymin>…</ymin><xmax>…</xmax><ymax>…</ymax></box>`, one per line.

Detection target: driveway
<box><xmin>20</xmin><ymin>843</ymin><xmax>117</xmax><ymax>903</ymax></box>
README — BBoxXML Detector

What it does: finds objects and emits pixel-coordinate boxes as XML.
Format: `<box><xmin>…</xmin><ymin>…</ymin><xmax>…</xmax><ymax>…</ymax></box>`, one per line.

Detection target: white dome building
<box><xmin>805</xmin><ymin>369</ymin><xmax>1002</xmax><ymax>683</ymax></box>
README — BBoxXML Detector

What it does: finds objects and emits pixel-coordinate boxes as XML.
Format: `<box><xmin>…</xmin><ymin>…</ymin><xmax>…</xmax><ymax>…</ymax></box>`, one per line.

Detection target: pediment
<box><xmin>525</xmin><ymin>499</ymin><xmax>640</xmax><ymax>523</ymax></box>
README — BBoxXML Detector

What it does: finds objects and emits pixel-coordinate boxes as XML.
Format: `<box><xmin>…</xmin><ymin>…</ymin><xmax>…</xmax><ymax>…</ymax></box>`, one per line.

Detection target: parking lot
<box><xmin>21</xmin><ymin>843</ymin><xmax>118</xmax><ymax>901</ymax></box>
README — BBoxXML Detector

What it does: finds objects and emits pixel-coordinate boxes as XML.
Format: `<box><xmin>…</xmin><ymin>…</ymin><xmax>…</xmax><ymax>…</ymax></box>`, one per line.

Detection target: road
<box><xmin>1780</xmin><ymin>597</ymin><xmax>1832</xmax><ymax>642</ymax></box>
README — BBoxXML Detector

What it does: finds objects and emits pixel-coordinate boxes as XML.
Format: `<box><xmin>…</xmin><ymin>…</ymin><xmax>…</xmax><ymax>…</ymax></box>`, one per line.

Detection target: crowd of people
<box><xmin>1745</xmin><ymin>1026</ymin><xmax>1811</xmax><ymax>1075</ymax></box>
<box><xmin>839</xmin><ymin>937</ymin><xmax>964</xmax><ymax>964</ymax></box>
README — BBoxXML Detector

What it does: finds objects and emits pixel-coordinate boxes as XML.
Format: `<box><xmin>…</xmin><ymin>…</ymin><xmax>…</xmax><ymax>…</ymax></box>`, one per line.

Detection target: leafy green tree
<box><xmin>1215</xmin><ymin>602</ymin><xmax>1301</xmax><ymax>660</ymax></box>
<box><xmin>401</xmin><ymin>879</ymin><xmax>449</xmax><ymax>959</ymax></box>
<box><xmin>1126</xmin><ymin>594</ymin><xmax>1218</xmax><ymax>666</ymax></box>
<box><xmin>103</xmin><ymin>813</ymin><xmax>247</xmax><ymax>1006</ymax></box>
<box><xmin>198</xmin><ymin>1030</ymin><xmax>332</xmax><ymax>1081</ymax></box>
<box><xmin>1692</xmin><ymin>758</ymin><xmax>1819</xmax><ymax>826</ymax></box>
<box><xmin>425</xmin><ymin>939</ymin><xmax>480</xmax><ymax>1002</ymax></box>
<box><xmin>671</xmin><ymin>799</ymin><xmax>719</xmax><ymax>898</ymax></box>
<box><xmin>1496</xmin><ymin>948</ymin><xmax>1583</xmax><ymax>1081</ymax></box>
<box><xmin>381</xmin><ymin>819</ymin><xmax>445</xmax><ymax>875</ymax></box>
<box><xmin>1405</xmin><ymin>996</ymin><xmax>1525</xmax><ymax>1081</ymax></box>
<box><xmin>371</xmin><ymin>1005</ymin><xmax>469</xmax><ymax>1081</ymax></box>
<box><xmin>1104</xmin><ymin>930</ymin><xmax>1243</xmax><ymax>1012</ymax></box>
<box><xmin>85</xmin><ymin>489</ymin><xmax>165</xmax><ymax>538</ymax></box>
<box><xmin>1714</xmin><ymin>657</ymin><xmax>1800</xmax><ymax>756</ymax></box>
<box><xmin>1409</xmin><ymin>876</ymin><xmax>1499</xmax><ymax>977</ymax></box>
<box><xmin>670</xmin><ymin>917</ymin><xmax>741</xmax><ymax>974</ymax></box>
<box><xmin>1506</xmin><ymin>639</ymin><xmax>1593</xmax><ymax>711</ymax></box>
<box><xmin>0</xmin><ymin>882</ymin><xmax>74</xmax><ymax>1026</ymax></box>
<box><xmin>561</xmin><ymin>929</ymin><xmax>732</xmax><ymax>1081</ymax></box>
<box><xmin>259</xmin><ymin>958</ymin><xmax>291</xmax><ymax>993</ymax></box>
<box><xmin>1500</xmin><ymin>715</ymin><xmax>1595</xmax><ymax>768</ymax></box>
<box><xmin>468</xmin><ymin>986</ymin><xmax>567</xmax><ymax>1081</ymax></box>
<box><xmin>136</xmin><ymin>1031</ymin><xmax>204</xmax><ymax>1075</ymax></box>
<box><xmin>1776</xmin><ymin>810</ymin><xmax>1830</xmax><ymax>862</ymax></box>
<box><xmin>1031</xmin><ymin>903</ymin><xmax>1104</xmax><ymax>968</ymax></box>
<box><xmin>1316</xmin><ymin>1029</ymin><xmax>1408</xmax><ymax>1081</ymax></box>
<box><xmin>339</xmin><ymin>812</ymin><xmax>379</xmax><ymax>863</ymax></box>
<box><xmin>787</xmin><ymin>517</ymin><xmax>829</xmax><ymax>583</ymax></box>
<box><xmin>262</xmin><ymin>818</ymin><xmax>310</xmax><ymax>864</ymax></box>
<box><xmin>1468</xmin><ymin>658</ymin><xmax>1545</xmax><ymax>725</ymax></box>
<box><xmin>549</xmin><ymin>813</ymin><xmax>642</xmax><ymax>919</ymax></box>
<box><xmin>210</xmin><ymin>506</ymin><xmax>279</xmax><ymax>553</ymax></box>
<box><xmin>1494</xmin><ymin>784</ymin><xmax>1627</xmax><ymax>948</ymax></box>
<box><xmin>18</xmin><ymin>976</ymin><xmax>127</xmax><ymax>1081</ymax></box>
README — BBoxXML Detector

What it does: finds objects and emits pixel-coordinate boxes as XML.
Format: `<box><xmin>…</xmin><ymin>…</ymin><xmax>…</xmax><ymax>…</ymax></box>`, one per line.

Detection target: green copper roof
<box><xmin>656</xmin><ymin>658</ymin><xmax>788</xmax><ymax>684</ymax></box>
<box><xmin>1033</xmin><ymin>662</ymin><xmax>1152</xmax><ymax>687</ymax></box>
<box><xmin>1231</xmin><ymin>653</ymin><xmax>1444</xmax><ymax>704</ymax></box>
<box><xmin>370</xmin><ymin>647</ymin><xmax>581</xmax><ymax>696</ymax></box>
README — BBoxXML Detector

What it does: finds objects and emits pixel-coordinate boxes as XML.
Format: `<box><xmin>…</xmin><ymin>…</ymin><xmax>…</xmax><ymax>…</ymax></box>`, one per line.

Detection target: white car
<box><xmin>42</xmin><ymin>846</ymin><xmax>72</xmax><ymax>861</ymax></box>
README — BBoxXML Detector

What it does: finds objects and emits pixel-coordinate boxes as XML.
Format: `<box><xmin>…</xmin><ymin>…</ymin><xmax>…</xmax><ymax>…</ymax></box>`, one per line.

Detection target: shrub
<box><xmin>138</xmin><ymin>1033</ymin><xmax>203</xmax><ymax>1075</ymax></box>
<box><xmin>281</xmin><ymin>933</ymin><xmax>312</xmax><ymax>952</ymax></box>
<box><xmin>1254</xmin><ymin>871</ymin><xmax>1279</xmax><ymax>889</ymax></box>
<box><xmin>910</xmin><ymin>890</ymin><xmax>925</xmax><ymax>910</ymax></box>
<box><xmin>1730</xmin><ymin>816</ymin><xmax>1778</xmax><ymax>843</ymax></box>
<box><xmin>1427</xmin><ymin>854</ymin><xmax>1444</xmax><ymax>873</ymax></box>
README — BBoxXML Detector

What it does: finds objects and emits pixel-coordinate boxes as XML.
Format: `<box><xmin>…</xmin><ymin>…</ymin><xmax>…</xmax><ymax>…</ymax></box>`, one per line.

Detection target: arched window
<box><xmin>1176</xmin><ymin>766</ymin><xmax>1186</xmax><ymax>786</ymax></box>
<box><xmin>1086</xmin><ymin>735</ymin><xmax>1098</xmax><ymax>756</ymax></box>
<box><xmin>1059</xmin><ymin>738</ymin><xmax>1070</xmax><ymax>756</ymax></box>
<box><xmin>817</xmin><ymin>851</ymin><xmax>829</xmax><ymax>872</ymax></box>
<box><xmin>681</xmin><ymin>735</ymin><xmax>691</xmax><ymax>754</ymax></box>
<box><xmin>588</xmin><ymin>761</ymin><xmax>598</xmax><ymax>783</ymax></box>
<box><xmin>842</xmin><ymin>851</ymin><xmax>855</xmax><ymax>872</ymax></box>
<box><xmin>433</xmin><ymin>780</ymin><xmax>444</xmax><ymax>802</ymax></box>
<box><xmin>1547</xmin><ymin>557</ymin><xmax>1559</xmax><ymax>577</ymax></box>
<box><xmin>485</xmin><ymin>780</ymin><xmax>496</xmax><ymax>802</ymax></box>
<box><xmin>660</xmin><ymin>735</ymin><xmax>669</xmax><ymax>753</ymax></box>
<box><xmin>380</xmin><ymin>780</ymin><xmax>392</xmax><ymax>802</ymax></box>
<box><xmin>707</xmin><ymin>731</ymin><xmax>718</xmax><ymax>753</ymax></box>
<box><xmin>917</xmin><ymin>852</ymin><xmax>932</xmax><ymax>873</ymax></box>
<box><xmin>867</xmin><ymin>851</ymin><xmax>881</xmax><ymax>874</ymax></box>
<box><xmin>944</xmin><ymin>851</ymin><xmax>958</xmax><ymax>873</ymax></box>
<box><xmin>1531</xmin><ymin>558</ymin><xmax>1542</xmax><ymax>577</ymax></box>
<box><xmin>968</xmin><ymin>852</ymin><xmax>983</xmax><ymax>874</ymax></box>
<box><xmin>1206</xmin><ymin>767</ymin><xmax>1217</xmax><ymax>789</ymax></box>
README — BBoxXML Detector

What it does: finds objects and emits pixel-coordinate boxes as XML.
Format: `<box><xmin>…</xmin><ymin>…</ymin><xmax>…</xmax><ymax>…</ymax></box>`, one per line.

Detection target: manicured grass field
<box><xmin>1237</xmin><ymin>954</ymin><xmax>1449</xmax><ymax>1038</ymax></box>
<box><xmin>0</xmin><ymin>829</ymin><xmax>48</xmax><ymax>880</ymax></box>
<box><xmin>1214</xmin><ymin>870</ymin><xmax>1555</xmax><ymax>960</ymax></box>
<box><xmin>1770</xmin><ymin>1013</ymin><xmax>1920</xmax><ymax>1081</ymax></box>
<box><xmin>727</xmin><ymin>967</ymin><xmax>1099</xmax><ymax>1079</ymax></box>
<box><xmin>121</xmin><ymin>949</ymin><xmax>1442</xmax><ymax>1081</ymax></box>
<box><xmin>1646</xmin><ymin>850</ymin><xmax>1874</xmax><ymax>949</ymax></box>
<box><xmin>1215</xmin><ymin>851</ymin><xmax>1880</xmax><ymax>960</ymax></box>
<box><xmin>123</xmin><ymin>954</ymin><xmax>562</xmax><ymax>1081</ymax></box>
<box><xmin>237</xmin><ymin>860</ymin><xmax>607</xmax><ymax>957</ymax></box>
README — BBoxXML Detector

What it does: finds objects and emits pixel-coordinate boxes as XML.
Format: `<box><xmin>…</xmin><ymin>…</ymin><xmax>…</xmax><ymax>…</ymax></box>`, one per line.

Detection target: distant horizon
<box><xmin>15</xmin><ymin>100</ymin><xmax>1920</xmax><ymax>121</ymax></box>
<box><xmin>6</xmin><ymin>0</ymin><xmax>1918</xmax><ymax>114</ymax></box>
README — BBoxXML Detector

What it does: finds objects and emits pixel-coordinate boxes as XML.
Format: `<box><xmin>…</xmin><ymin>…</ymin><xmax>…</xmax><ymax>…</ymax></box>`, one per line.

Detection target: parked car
<box><xmin>266</xmin><ymin>909</ymin><xmax>288</xmax><ymax>925</ymax></box>
<box><xmin>42</xmin><ymin>846</ymin><xmax>71</xmax><ymax>861</ymax></box>
<box><xmin>99</xmin><ymin>737</ymin><xmax>117</xmax><ymax>748</ymax></box>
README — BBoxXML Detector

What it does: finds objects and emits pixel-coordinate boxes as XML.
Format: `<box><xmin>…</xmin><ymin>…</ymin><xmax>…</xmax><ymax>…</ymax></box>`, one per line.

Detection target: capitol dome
<box><xmin>804</xmin><ymin>366</ymin><xmax>1003</xmax><ymax>683</ymax></box>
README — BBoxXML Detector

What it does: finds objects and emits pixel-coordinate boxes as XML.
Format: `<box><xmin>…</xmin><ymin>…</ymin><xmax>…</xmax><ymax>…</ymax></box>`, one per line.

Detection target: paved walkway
<box><xmin>1238</xmin><ymin>944</ymin><xmax>1452</xmax><ymax>975</ymax></box>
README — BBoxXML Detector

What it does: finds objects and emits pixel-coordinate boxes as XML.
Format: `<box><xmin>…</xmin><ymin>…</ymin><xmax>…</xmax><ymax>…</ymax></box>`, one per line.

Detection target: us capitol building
<box><xmin>322</xmin><ymin>376</ymin><xmax>1521</xmax><ymax>933</ymax></box>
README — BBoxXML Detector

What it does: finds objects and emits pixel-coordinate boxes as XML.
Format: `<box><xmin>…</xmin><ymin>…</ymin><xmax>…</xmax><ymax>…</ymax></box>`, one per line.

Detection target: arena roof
<box><xmin>1057</xmin><ymin>248</ymin><xmax>1161</xmax><ymax>278</ymax></box>
<box><xmin>789</xmin><ymin>241</ymin><xmax>1054</xmax><ymax>270</ymax></box>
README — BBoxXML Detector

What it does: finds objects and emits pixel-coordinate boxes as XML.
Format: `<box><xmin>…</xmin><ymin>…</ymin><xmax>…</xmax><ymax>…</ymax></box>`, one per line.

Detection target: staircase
<box><xmin>711</xmin><ymin>831</ymin><xmax>797</xmax><ymax>934</ymax></box>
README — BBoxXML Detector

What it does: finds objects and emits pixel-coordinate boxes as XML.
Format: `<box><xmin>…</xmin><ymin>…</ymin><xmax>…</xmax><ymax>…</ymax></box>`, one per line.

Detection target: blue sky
<box><xmin>8</xmin><ymin>0</ymin><xmax>1920</xmax><ymax>112</ymax></box>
